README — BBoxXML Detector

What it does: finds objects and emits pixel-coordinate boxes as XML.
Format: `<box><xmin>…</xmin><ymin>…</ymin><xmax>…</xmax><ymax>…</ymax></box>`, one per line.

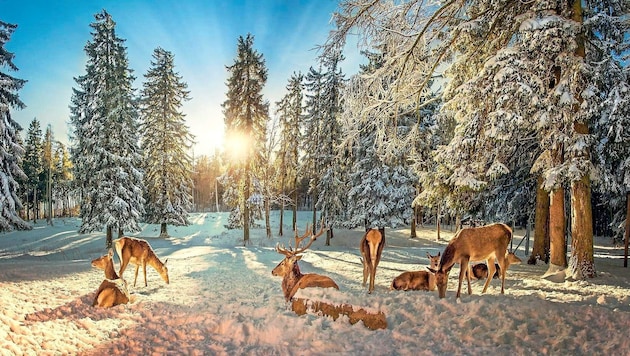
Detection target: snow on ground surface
<box><xmin>1</xmin><ymin>211</ymin><xmax>630</xmax><ymax>355</ymax></box>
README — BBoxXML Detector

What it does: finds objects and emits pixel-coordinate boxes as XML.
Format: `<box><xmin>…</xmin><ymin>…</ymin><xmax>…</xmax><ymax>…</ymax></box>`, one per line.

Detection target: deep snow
<box><xmin>1</xmin><ymin>211</ymin><xmax>629</xmax><ymax>355</ymax></box>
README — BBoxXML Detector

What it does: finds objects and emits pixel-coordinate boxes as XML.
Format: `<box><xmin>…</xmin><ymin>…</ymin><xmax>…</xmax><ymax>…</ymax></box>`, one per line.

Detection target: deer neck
<box><xmin>282</xmin><ymin>262</ymin><xmax>303</xmax><ymax>295</ymax></box>
<box><xmin>104</xmin><ymin>261</ymin><xmax>119</xmax><ymax>280</ymax></box>
<box><xmin>146</xmin><ymin>251</ymin><xmax>163</xmax><ymax>269</ymax></box>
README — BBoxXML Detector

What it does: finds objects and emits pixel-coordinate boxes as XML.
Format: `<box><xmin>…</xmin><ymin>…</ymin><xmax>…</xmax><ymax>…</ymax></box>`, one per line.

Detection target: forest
<box><xmin>1</xmin><ymin>0</ymin><xmax>629</xmax><ymax>283</ymax></box>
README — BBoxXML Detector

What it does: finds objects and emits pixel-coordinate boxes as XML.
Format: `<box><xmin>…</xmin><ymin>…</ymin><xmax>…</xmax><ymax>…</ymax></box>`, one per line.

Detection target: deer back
<box><xmin>115</xmin><ymin>237</ymin><xmax>169</xmax><ymax>284</ymax></box>
<box><xmin>361</xmin><ymin>228</ymin><xmax>385</xmax><ymax>269</ymax></box>
<box><xmin>93</xmin><ymin>279</ymin><xmax>129</xmax><ymax>308</ymax></box>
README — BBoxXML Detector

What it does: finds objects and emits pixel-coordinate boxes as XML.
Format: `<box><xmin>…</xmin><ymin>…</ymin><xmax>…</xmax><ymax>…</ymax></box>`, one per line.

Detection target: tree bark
<box><xmin>529</xmin><ymin>176</ymin><xmax>550</xmax><ymax>264</ymax></box>
<box><xmin>243</xmin><ymin>170</ymin><xmax>250</xmax><ymax>245</ymax></box>
<box><xmin>624</xmin><ymin>192</ymin><xmax>629</xmax><ymax>267</ymax></box>
<box><xmin>106</xmin><ymin>226</ymin><xmax>113</xmax><ymax>249</ymax></box>
<box><xmin>160</xmin><ymin>223</ymin><xmax>168</xmax><ymax>238</ymax></box>
<box><xmin>547</xmin><ymin>187</ymin><xmax>567</xmax><ymax>272</ymax></box>
<box><xmin>436</xmin><ymin>202</ymin><xmax>441</xmax><ymax>241</ymax></box>
<box><xmin>569</xmin><ymin>176</ymin><xmax>595</xmax><ymax>278</ymax></box>
<box><xmin>410</xmin><ymin>205</ymin><xmax>417</xmax><ymax>239</ymax></box>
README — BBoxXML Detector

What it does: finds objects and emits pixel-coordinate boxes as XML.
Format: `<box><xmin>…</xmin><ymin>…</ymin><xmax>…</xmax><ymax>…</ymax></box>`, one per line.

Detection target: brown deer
<box><xmin>391</xmin><ymin>252</ymin><xmax>441</xmax><ymax>291</ymax></box>
<box><xmin>468</xmin><ymin>251</ymin><xmax>522</xmax><ymax>280</ymax></box>
<box><xmin>428</xmin><ymin>223</ymin><xmax>512</xmax><ymax>298</ymax></box>
<box><xmin>360</xmin><ymin>227</ymin><xmax>385</xmax><ymax>294</ymax></box>
<box><xmin>114</xmin><ymin>237</ymin><xmax>169</xmax><ymax>287</ymax></box>
<box><xmin>272</xmin><ymin>223</ymin><xmax>339</xmax><ymax>301</ymax></box>
<box><xmin>91</xmin><ymin>250</ymin><xmax>130</xmax><ymax>307</ymax></box>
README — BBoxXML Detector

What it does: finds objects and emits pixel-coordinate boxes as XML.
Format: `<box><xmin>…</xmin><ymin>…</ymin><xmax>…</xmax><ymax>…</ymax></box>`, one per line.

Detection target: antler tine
<box><xmin>294</xmin><ymin>220</ymin><xmax>327</xmax><ymax>254</ymax></box>
<box><xmin>275</xmin><ymin>243</ymin><xmax>293</xmax><ymax>257</ymax></box>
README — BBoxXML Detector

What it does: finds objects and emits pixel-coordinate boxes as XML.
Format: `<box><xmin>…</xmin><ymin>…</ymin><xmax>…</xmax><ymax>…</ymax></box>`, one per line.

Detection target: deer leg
<box><xmin>362</xmin><ymin>257</ymin><xmax>369</xmax><ymax>287</ymax></box>
<box><xmin>497</xmin><ymin>255</ymin><xmax>507</xmax><ymax>294</ymax></box>
<box><xmin>118</xmin><ymin>255</ymin><xmax>129</xmax><ymax>279</ymax></box>
<box><xmin>457</xmin><ymin>257</ymin><xmax>469</xmax><ymax>298</ymax></box>
<box><xmin>465</xmin><ymin>261</ymin><xmax>472</xmax><ymax>295</ymax></box>
<box><xmin>482</xmin><ymin>257</ymin><xmax>496</xmax><ymax>293</ymax></box>
<box><xmin>369</xmin><ymin>265</ymin><xmax>376</xmax><ymax>294</ymax></box>
<box><xmin>143</xmin><ymin>261</ymin><xmax>148</xmax><ymax>287</ymax></box>
<box><xmin>133</xmin><ymin>265</ymin><xmax>140</xmax><ymax>287</ymax></box>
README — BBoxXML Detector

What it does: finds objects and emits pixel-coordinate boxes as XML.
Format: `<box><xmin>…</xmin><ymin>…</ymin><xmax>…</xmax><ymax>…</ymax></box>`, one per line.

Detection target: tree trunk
<box><xmin>547</xmin><ymin>187</ymin><xmax>567</xmax><ymax>273</ymax></box>
<box><xmin>279</xmin><ymin>202</ymin><xmax>284</xmax><ymax>237</ymax></box>
<box><xmin>311</xmin><ymin>188</ymin><xmax>317</xmax><ymax>229</ymax></box>
<box><xmin>160</xmin><ymin>223</ymin><xmax>168</xmax><ymax>238</ymax></box>
<box><xmin>529</xmin><ymin>176</ymin><xmax>550</xmax><ymax>264</ymax></box>
<box><xmin>106</xmin><ymin>226</ymin><xmax>113</xmax><ymax>249</ymax></box>
<box><xmin>292</xmin><ymin>181</ymin><xmax>298</xmax><ymax>232</ymax></box>
<box><xmin>243</xmin><ymin>172</ymin><xmax>250</xmax><ymax>245</ymax></box>
<box><xmin>32</xmin><ymin>187</ymin><xmax>37</xmax><ymax>224</ymax></box>
<box><xmin>410</xmin><ymin>205</ymin><xmax>417</xmax><ymax>239</ymax></box>
<box><xmin>436</xmin><ymin>202</ymin><xmax>441</xmax><ymax>241</ymax></box>
<box><xmin>265</xmin><ymin>197</ymin><xmax>271</xmax><ymax>239</ymax></box>
<box><xmin>624</xmin><ymin>192</ymin><xmax>629</xmax><ymax>268</ymax></box>
<box><xmin>568</xmin><ymin>176</ymin><xmax>595</xmax><ymax>278</ymax></box>
<box><xmin>326</xmin><ymin>226</ymin><xmax>333</xmax><ymax>246</ymax></box>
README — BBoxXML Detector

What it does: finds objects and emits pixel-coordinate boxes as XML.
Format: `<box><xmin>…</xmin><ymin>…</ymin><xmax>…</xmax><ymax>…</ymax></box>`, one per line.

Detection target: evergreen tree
<box><xmin>221</xmin><ymin>33</ymin><xmax>269</xmax><ymax>244</ymax></box>
<box><xmin>275</xmin><ymin>72</ymin><xmax>304</xmax><ymax>236</ymax></box>
<box><xmin>328</xmin><ymin>0</ymin><xmax>629</xmax><ymax>279</ymax></box>
<box><xmin>140</xmin><ymin>47</ymin><xmax>193</xmax><ymax>238</ymax></box>
<box><xmin>53</xmin><ymin>142</ymin><xmax>74</xmax><ymax>217</ymax></box>
<box><xmin>23</xmin><ymin>118</ymin><xmax>43</xmax><ymax>222</ymax></box>
<box><xmin>0</xmin><ymin>20</ymin><xmax>30</xmax><ymax>231</ymax></box>
<box><xmin>42</xmin><ymin>124</ymin><xmax>54</xmax><ymax>225</ymax></box>
<box><xmin>70</xmin><ymin>10</ymin><xmax>144</xmax><ymax>247</ymax></box>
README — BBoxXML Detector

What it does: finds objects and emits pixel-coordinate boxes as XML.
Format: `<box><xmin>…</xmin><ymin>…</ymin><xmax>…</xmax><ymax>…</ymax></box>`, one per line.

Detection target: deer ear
<box><xmin>296</xmin><ymin>255</ymin><xmax>303</xmax><ymax>261</ymax></box>
<box><xmin>164</xmin><ymin>258</ymin><xmax>169</xmax><ymax>265</ymax></box>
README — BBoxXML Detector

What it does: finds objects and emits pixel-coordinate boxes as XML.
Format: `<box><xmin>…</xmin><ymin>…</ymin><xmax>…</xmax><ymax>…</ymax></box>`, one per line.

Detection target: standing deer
<box><xmin>114</xmin><ymin>237</ymin><xmax>169</xmax><ymax>287</ymax></box>
<box><xmin>91</xmin><ymin>250</ymin><xmax>130</xmax><ymax>307</ymax></box>
<box><xmin>391</xmin><ymin>252</ymin><xmax>441</xmax><ymax>291</ymax></box>
<box><xmin>428</xmin><ymin>223</ymin><xmax>512</xmax><ymax>298</ymax></box>
<box><xmin>272</xmin><ymin>223</ymin><xmax>339</xmax><ymax>301</ymax></box>
<box><xmin>360</xmin><ymin>227</ymin><xmax>385</xmax><ymax>294</ymax></box>
<box><xmin>468</xmin><ymin>251</ymin><xmax>522</xmax><ymax>280</ymax></box>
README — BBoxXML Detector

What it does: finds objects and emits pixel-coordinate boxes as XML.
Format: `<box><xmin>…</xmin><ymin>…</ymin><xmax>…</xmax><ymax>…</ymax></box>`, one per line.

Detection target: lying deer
<box><xmin>468</xmin><ymin>251</ymin><xmax>522</xmax><ymax>280</ymax></box>
<box><xmin>429</xmin><ymin>223</ymin><xmax>511</xmax><ymax>298</ymax></box>
<box><xmin>272</xmin><ymin>223</ymin><xmax>339</xmax><ymax>301</ymax></box>
<box><xmin>391</xmin><ymin>252</ymin><xmax>441</xmax><ymax>291</ymax></box>
<box><xmin>91</xmin><ymin>250</ymin><xmax>130</xmax><ymax>308</ymax></box>
<box><xmin>360</xmin><ymin>227</ymin><xmax>385</xmax><ymax>294</ymax></box>
<box><xmin>114</xmin><ymin>237</ymin><xmax>169</xmax><ymax>287</ymax></box>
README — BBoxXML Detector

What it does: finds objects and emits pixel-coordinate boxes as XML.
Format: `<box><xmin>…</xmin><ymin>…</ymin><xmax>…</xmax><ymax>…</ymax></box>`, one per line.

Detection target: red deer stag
<box><xmin>468</xmin><ymin>251</ymin><xmax>522</xmax><ymax>280</ymax></box>
<box><xmin>272</xmin><ymin>223</ymin><xmax>339</xmax><ymax>301</ymax></box>
<box><xmin>391</xmin><ymin>252</ymin><xmax>441</xmax><ymax>291</ymax></box>
<box><xmin>114</xmin><ymin>237</ymin><xmax>169</xmax><ymax>287</ymax></box>
<box><xmin>91</xmin><ymin>250</ymin><xmax>130</xmax><ymax>307</ymax></box>
<box><xmin>429</xmin><ymin>223</ymin><xmax>511</xmax><ymax>298</ymax></box>
<box><xmin>360</xmin><ymin>227</ymin><xmax>385</xmax><ymax>294</ymax></box>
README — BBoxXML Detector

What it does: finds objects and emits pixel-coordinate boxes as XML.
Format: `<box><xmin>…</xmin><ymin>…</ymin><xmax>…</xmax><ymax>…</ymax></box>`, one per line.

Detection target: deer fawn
<box><xmin>468</xmin><ymin>251</ymin><xmax>522</xmax><ymax>280</ymax></box>
<box><xmin>391</xmin><ymin>252</ymin><xmax>441</xmax><ymax>291</ymax></box>
<box><xmin>272</xmin><ymin>222</ymin><xmax>339</xmax><ymax>301</ymax></box>
<box><xmin>360</xmin><ymin>227</ymin><xmax>385</xmax><ymax>294</ymax></box>
<box><xmin>91</xmin><ymin>250</ymin><xmax>130</xmax><ymax>307</ymax></box>
<box><xmin>114</xmin><ymin>237</ymin><xmax>169</xmax><ymax>287</ymax></box>
<box><xmin>429</xmin><ymin>223</ymin><xmax>512</xmax><ymax>298</ymax></box>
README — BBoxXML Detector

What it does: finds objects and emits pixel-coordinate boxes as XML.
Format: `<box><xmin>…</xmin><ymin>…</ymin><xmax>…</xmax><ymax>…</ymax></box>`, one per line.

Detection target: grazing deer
<box><xmin>468</xmin><ymin>251</ymin><xmax>522</xmax><ymax>280</ymax></box>
<box><xmin>91</xmin><ymin>250</ymin><xmax>130</xmax><ymax>308</ymax></box>
<box><xmin>272</xmin><ymin>223</ymin><xmax>339</xmax><ymax>301</ymax></box>
<box><xmin>360</xmin><ymin>227</ymin><xmax>385</xmax><ymax>294</ymax></box>
<box><xmin>391</xmin><ymin>252</ymin><xmax>441</xmax><ymax>291</ymax></box>
<box><xmin>429</xmin><ymin>223</ymin><xmax>512</xmax><ymax>298</ymax></box>
<box><xmin>114</xmin><ymin>237</ymin><xmax>169</xmax><ymax>287</ymax></box>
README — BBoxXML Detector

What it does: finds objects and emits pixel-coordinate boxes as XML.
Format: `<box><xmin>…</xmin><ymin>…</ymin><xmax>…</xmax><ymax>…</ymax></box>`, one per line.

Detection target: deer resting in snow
<box><xmin>391</xmin><ymin>252</ymin><xmax>441</xmax><ymax>291</ymax></box>
<box><xmin>91</xmin><ymin>250</ymin><xmax>130</xmax><ymax>307</ymax></box>
<box><xmin>360</xmin><ymin>227</ymin><xmax>385</xmax><ymax>294</ymax></box>
<box><xmin>272</xmin><ymin>223</ymin><xmax>339</xmax><ymax>301</ymax></box>
<box><xmin>468</xmin><ymin>251</ymin><xmax>522</xmax><ymax>280</ymax></box>
<box><xmin>429</xmin><ymin>223</ymin><xmax>512</xmax><ymax>298</ymax></box>
<box><xmin>114</xmin><ymin>237</ymin><xmax>169</xmax><ymax>287</ymax></box>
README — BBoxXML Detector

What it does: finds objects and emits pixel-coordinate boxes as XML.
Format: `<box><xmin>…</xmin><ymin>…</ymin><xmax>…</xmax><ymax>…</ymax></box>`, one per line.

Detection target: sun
<box><xmin>225</xmin><ymin>131</ymin><xmax>250</xmax><ymax>162</ymax></box>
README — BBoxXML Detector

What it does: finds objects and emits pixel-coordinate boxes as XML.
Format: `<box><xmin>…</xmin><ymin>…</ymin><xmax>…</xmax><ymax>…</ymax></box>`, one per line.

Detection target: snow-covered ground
<box><xmin>1</xmin><ymin>211</ymin><xmax>629</xmax><ymax>355</ymax></box>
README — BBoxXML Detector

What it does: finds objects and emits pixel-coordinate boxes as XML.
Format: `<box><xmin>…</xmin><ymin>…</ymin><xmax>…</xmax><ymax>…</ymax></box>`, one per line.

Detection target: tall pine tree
<box><xmin>140</xmin><ymin>47</ymin><xmax>193</xmax><ymax>238</ymax></box>
<box><xmin>222</xmin><ymin>33</ymin><xmax>269</xmax><ymax>244</ymax></box>
<box><xmin>23</xmin><ymin>118</ymin><xmax>43</xmax><ymax>222</ymax></box>
<box><xmin>0</xmin><ymin>21</ymin><xmax>30</xmax><ymax>231</ymax></box>
<box><xmin>70</xmin><ymin>11</ymin><xmax>144</xmax><ymax>247</ymax></box>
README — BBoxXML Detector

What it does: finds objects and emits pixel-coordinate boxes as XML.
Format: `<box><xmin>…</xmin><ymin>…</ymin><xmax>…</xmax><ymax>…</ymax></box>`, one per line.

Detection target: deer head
<box><xmin>272</xmin><ymin>221</ymin><xmax>326</xmax><ymax>277</ymax></box>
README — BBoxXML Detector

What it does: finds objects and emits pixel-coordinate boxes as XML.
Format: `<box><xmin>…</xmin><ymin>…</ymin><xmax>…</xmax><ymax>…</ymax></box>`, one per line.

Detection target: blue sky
<box><xmin>3</xmin><ymin>0</ymin><xmax>362</xmax><ymax>156</ymax></box>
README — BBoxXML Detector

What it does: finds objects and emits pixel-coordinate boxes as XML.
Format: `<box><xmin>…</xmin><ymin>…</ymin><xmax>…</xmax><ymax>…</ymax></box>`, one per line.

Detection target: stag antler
<box><xmin>276</xmin><ymin>220</ymin><xmax>326</xmax><ymax>256</ymax></box>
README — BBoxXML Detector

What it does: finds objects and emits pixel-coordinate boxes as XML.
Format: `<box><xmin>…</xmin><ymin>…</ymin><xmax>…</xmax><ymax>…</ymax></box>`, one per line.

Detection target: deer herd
<box><xmin>90</xmin><ymin>221</ymin><xmax>521</xmax><ymax>308</ymax></box>
<box><xmin>272</xmin><ymin>221</ymin><xmax>522</xmax><ymax>301</ymax></box>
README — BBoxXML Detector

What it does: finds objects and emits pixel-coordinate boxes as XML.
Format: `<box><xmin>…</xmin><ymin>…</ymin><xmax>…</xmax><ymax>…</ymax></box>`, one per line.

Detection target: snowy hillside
<box><xmin>1</xmin><ymin>212</ymin><xmax>629</xmax><ymax>355</ymax></box>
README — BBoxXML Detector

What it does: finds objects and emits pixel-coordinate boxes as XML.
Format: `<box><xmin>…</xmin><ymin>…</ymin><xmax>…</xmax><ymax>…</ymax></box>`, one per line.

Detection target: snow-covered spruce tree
<box><xmin>221</xmin><ymin>33</ymin><xmax>269</xmax><ymax>244</ymax></box>
<box><xmin>327</xmin><ymin>0</ymin><xmax>629</xmax><ymax>279</ymax></box>
<box><xmin>302</xmin><ymin>66</ymin><xmax>325</xmax><ymax>228</ymax></box>
<box><xmin>52</xmin><ymin>142</ymin><xmax>74</xmax><ymax>217</ymax></box>
<box><xmin>42</xmin><ymin>124</ymin><xmax>55</xmax><ymax>225</ymax></box>
<box><xmin>0</xmin><ymin>20</ymin><xmax>30</xmax><ymax>231</ymax></box>
<box><xmin>314</xmin><ymin>48</ymin><xmax>347</xmax><ymax>245</ymax></box>
<box><xmin>140</xmin><ymin>47</ymin><xmax>193</xmax><ymax>238</ymax></box>
<box><xmin>69</xmin><ymin>11</ymin><xmax>144</xmax><ymax>247</ymax></box>
<box><xmin>274</xmin><ymin>71</ymin><xmax>304</xmax><ymax>236</ymax></box>
<box><xmin>23</xmin><ymin>118</ymin><xmax>43</xmax><ymax>222</ymax></box>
